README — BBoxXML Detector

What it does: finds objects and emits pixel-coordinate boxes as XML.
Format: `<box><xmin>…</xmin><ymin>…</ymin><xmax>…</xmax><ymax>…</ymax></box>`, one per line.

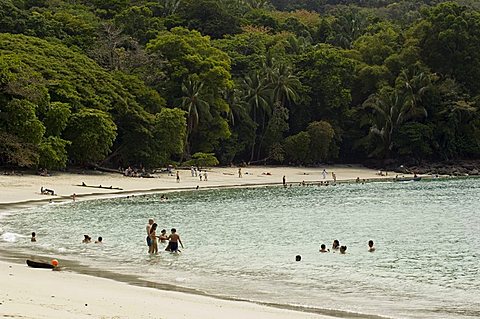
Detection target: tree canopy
<box><xmin>1</xmin><ymin>0</ymin><xmax>479</xmax><ymax>169</ymax></box>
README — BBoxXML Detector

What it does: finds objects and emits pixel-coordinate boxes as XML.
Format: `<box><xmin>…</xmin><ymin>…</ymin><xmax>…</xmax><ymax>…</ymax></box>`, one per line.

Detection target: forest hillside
<box><xmin>1</xmin><ymin>0</ymin><xmax>479</xmax><ymax>169</ymax></box>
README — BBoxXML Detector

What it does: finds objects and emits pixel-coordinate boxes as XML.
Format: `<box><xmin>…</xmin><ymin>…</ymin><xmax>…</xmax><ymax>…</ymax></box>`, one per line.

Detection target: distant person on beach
<box><xmin>82</xmin><ymin>235</ymin><xmax>91</xmax><ymax>243</ymax></box>
<box><xmin>149</xmin><ymin>223</ymin><xmax>158</xmax><ymax>254</ymax></box>
<box><xmin>282</xmin><ymin>175</ymin><xmax>286</xmax><ymax>187</ymax></box>
<box><xmin>191</xmin><ymin>166</ymin><xmax>195</xmax><ymax>177</ymax></box>
<box><xmin>146</xmin><ymin>218</ymin><xmax>154</xmax><ymax>249</ymax></box>
<box><xmin>340</xmin><ymin>246</ymin><xmax>347</xmax><ymax>254</ymax></box>
<box><xmin>322</xmin><ymin>169</ymin><xmax>327</xmax><ymax>179</ymax></box>
<box><xmin>332</xmin><ymin>172</ymin><xmax>337</xmax><ymax>183</ymax></box>
<box><xmin>31</xmin><ymin>232</ymin><xmax>36</xmax><ymax>242</ymax></box>
<box><xmin>95</xmin><ymin>237</ymin><xmax>103</xmax><ymax>244</ymax></box>
<box><xmin>368</xmin><ymin>240</ymin><xmax>376</xmax><ymax>252</ymax></box>
<box><xmin>176</xmin><ymin>171</ymin><xmax>180</xmax><ymax>183</ymax></box>
<box><xmin>319</xmin><ymin>244</ymin><xmax>329</xmax><ymax>252</ymax></box>
<box><xmin>238</xmin><ymin>168</ymin><xmax>242</xmax><ymax>178</ymax></box>
<box><xmin>332</xmin><ymin>239</ymin><xmax>340</xmax><ymax>250</ymax></box>
<box><xmin>72</xmin><ymin>193</ymin><xmax>76</xmax><ymax>202</ymax></box>
<box><xmin>166</xmin><ymin>228</ymin><xmax>184</xmax><ymax>253</ymax></box>
<box><xmin>204</xmin><ymin>171</ymin><xmax>208</xmax><ymax>181</ymax></box>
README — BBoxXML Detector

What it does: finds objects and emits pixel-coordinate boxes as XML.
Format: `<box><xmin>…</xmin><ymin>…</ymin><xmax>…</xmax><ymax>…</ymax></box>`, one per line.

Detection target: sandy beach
<box><xmin>0</xmin><ymin>165</ymin><xmax>397</xmax><ymax>319</ymax></box>
<box><xmin>0</xmin><ymin>165</ymin><xmax>396</xmax><ymax>206</ymax></box>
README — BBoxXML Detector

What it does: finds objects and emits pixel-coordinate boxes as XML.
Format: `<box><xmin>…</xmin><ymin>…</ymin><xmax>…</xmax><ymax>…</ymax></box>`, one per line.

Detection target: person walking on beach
<box><xmin>238</xmin><ymin>168</ymin><xmax>242</xmax><ymax>178</ymax></box>
<box><xmin>191</xmin><ymin>166</ymin><xmax>195</xmax><ymax>177</ymax></box>
<box><xmin>322</xmin><ymin>169</ymin><xmax>328</xmax><ymax>179</ymax></box>
<box><xmin>332</xmin><ymin>172</ymin><xmax>337</xmax><ymax>183</ymax></box>
<box><xmin>167</xmin><ymin>228</ymin><xmax>184</xmax><ymax>253</ymax></box>
<box><xmin>204</xmin><ymin>171</ymin><xmax>208</xmax><ymax>181</ymax></box>
<box><xmin>282</xmin><ymin>175</ymin><xmax>286</xmax><ymax>187</ymax></box>
<box><xmin>176</xmin><ymin>171</ymin><xmax>180</xmax><ymax>183</ymax></box>
<box><xmin>146</xmin><ymin>218</ymin><xmax>154</xmax><ymax>250</ymax></box>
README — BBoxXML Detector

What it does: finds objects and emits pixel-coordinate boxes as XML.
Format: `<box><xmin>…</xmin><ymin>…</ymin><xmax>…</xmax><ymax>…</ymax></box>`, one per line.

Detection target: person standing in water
<box><xmin>146</xmin><ymin>218</ymin><xmax>154</xmax><ymax>250</ymax></box>
<box><xmin>31</xmin><ymin>232</ymin><xmax>36</xmax><ymax>242</ymax></box>
<box><xmin>149</xmin><ymin>223</ymin><xmax>159</xmax><ymax>254</ymax></box>
<box><xmin>368</xmin><ymin>240</ymin><xmax>376</xmax><ymax>252</ymax></box>
<box><xmin>282</xmin><ymin>175</ymin><xmax>286</xmax><ymax>187</ymax></box>
<box><xmin>167</xmin><ymin>228</ymin><xmax>184</xmax><ymax>253</ymax></box>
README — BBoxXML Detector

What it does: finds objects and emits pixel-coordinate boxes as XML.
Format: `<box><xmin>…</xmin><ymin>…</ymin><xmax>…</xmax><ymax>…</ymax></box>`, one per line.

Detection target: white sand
<box><xmin>0</xmin><ymin>260</ymin><xmax>331</xmax><ymax>319</ymax></box>
<box><xmin>0</xmin><ymin>165</ymin><xmax>397</xmax><ymax>205</ymax></box>
<box><xmin>0</xmin><ymin>165</ymin><xmax>398</xmax><ymax>318</ymax></box>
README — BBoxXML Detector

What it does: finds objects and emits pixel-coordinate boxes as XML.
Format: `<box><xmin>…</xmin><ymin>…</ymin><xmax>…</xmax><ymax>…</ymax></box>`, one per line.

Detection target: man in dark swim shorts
<box><xmin>146</xmin><ymin>218</ymin><xmax>154</xmax><ymax>249</ymax></box>
<box><xmin>167</xmin><ymin>228</ymin><xmax>184</xmax><ymax>252</ymax></box>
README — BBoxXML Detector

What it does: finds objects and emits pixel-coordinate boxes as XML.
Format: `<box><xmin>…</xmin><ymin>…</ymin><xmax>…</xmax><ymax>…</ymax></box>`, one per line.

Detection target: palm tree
<box><xmin>179</xmin><ymin>78</ymin><xmax>210</xmax><ymax>158</ymax></box>
<box><xmin>363</xmin><ymin>85</ymin><xmax>428</xmax><ymax>158</ymax></box>
<box><xmin>270</xmin><ymin>63</ymin><xmax>301</xmax><ymax>109</ymax></box>
<box><xmin>242</xmin><ymin>71</ymin><xmax>272</xmax><ymax>161</ymax></box>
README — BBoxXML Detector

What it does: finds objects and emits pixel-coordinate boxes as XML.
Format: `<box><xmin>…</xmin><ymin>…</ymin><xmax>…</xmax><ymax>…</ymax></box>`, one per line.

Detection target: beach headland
<box><xmin>0</xmin><ymin>165</ymin><xmax>404</xmax><ymax>319</ymax></box>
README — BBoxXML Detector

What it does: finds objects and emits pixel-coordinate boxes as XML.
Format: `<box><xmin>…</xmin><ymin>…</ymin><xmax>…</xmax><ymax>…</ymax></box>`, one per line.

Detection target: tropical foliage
<box><xmin>0</xmin><ymin>0</ymin><xmax>479</xmax><ymax>169</ymax></box>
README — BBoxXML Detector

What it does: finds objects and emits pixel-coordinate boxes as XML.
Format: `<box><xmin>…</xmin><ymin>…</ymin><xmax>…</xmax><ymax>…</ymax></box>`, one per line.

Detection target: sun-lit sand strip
<box><xmin>0</xmin><ymin>165</ymin><xmax>397</xmax><ymax>206</ymax></box>
<box><xmin>0</xmin><ymin>165</ymin><xmax>398</xmax><ymax>319</ymax></box>
<box><xmin>0</xmin><ymin>260</ymin><xmax>335</xmax><ymax>319</ymax></box>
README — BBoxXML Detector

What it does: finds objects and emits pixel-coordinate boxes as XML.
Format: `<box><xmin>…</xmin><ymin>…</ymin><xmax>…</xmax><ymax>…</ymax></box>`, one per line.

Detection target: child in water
<box><xmin>339</xmin><ymin>246</ymin><xmax>347</xmax><ymax>254</ymax></box>
<box><xmin>31</xmin><ymin>232</ymin><xmax>36</xmax><ymax>242</ymax></box>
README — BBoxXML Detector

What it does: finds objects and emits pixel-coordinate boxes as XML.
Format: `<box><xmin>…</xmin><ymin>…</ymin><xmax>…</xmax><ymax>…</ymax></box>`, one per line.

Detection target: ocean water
<box><xmin>1</xmin><ymin>178</ymin><xmax>479</xmax><ymax>318</ymax></box>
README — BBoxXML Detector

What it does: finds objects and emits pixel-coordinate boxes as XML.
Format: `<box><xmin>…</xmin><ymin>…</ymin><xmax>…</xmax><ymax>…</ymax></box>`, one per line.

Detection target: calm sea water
<box><xmin>1</xmin><ymin>178</ymin><xmax>479</xmax><ymax>318</ymax></box>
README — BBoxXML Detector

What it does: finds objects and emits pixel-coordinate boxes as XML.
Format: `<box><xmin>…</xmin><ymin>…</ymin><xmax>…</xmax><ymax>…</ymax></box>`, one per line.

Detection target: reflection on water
<box><xmin>1</xmin><ymin>178</ymin><xmax>480</xmax><ymax>318</ymax></box>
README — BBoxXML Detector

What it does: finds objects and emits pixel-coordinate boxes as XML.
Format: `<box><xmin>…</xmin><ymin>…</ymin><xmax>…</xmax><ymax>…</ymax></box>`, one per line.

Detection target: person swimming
<box><xmin>82</xmin><ymin>235</ymin><xmax>91</xmax><ymax>243</ymax></box>
<box><xmin>319</xmin><ymin>244</ymin><xmax>329</xmax><ymax>253</ymax></box>
<box><xmin>95</xmin><ymin>236</ymin><xmax>103</xmax><ymax>244</ymax></box>
<box><xmin>368</xmin><ymin>240</ymin><xmax>376</xmax><ymax>252</ymax></box>
<box><xmin>295</xmin><ymin>255</ymin><xmax>301</xmax><ymax>261</ymax></box>
<box><xmin>339</xmin><ymin>246</ymin><xmax>347</xmax><ymax>254</ymax></box>
<box><xmin>332</xmin><ymin>239</ymin><xmax>340</xmax><ymax>250</ymax></box>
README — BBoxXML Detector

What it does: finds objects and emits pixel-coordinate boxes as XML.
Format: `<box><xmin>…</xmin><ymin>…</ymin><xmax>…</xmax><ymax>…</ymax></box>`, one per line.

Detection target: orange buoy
<box><xmin>51</xmin><ymin>259</ymin><xmax>59</xmax><ymax>267</ymax></box>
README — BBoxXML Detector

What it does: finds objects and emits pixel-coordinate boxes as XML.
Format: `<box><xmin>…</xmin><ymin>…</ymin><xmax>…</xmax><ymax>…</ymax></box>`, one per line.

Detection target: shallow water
<box><xmin>1</xmin><ymin>178</ymin><xmax>479</xmax><ymax>318</ymax></box>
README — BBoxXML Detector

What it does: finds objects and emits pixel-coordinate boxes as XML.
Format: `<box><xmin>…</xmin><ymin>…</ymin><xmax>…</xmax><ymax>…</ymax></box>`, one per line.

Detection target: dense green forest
<box><xmin>1</xmin><ymin>0</ymin><xmax>480</xmax><ymax>169</ymax></box>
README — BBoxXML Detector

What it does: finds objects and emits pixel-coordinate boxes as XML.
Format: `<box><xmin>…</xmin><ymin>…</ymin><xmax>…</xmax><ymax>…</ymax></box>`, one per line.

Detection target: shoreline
<box><xmin>0</xmin><ymin>164</ymin><xmax>413</xmax><ymax>210</ymax></box>
<box><xmin>0</xmin><ymin>165</ymin><xmax>438</xmax><ymax>319</ymax></box>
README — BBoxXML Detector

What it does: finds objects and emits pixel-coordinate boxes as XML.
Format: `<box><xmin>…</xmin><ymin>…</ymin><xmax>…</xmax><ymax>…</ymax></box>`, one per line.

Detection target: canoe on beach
<box><xmin>26</xmin><ymin>259</ymin><xmax>54</xmax><ymax>269</ymax></box>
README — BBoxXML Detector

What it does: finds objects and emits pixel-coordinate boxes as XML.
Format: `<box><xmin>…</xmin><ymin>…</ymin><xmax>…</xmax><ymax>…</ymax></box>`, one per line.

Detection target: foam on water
<box><xmin>0</xmin><ymin>178</ymin><xmax>479</xmax><ymax>319</ymax></box>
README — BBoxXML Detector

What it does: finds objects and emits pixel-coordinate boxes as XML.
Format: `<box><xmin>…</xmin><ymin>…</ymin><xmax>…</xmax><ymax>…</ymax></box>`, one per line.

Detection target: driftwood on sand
<box><xmin>77</xmin><ymin>183</ymin><xmax>123</xmax><ymax>190</ymax></box>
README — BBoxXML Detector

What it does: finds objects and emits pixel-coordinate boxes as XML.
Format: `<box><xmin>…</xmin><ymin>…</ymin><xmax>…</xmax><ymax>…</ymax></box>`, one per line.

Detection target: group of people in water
<box><xmin>296</xmin><ymin>240</ymin><xmax>376</xmax><ymax>261</ymax></box>
<box><xmin>82</xmin><ymin>234</ymin><xmax>103</xmax><ymax>244</ymax></box>
<box><xmin>319</xmin><ymin>239</ymin><xmax>375</xmax><ymax>254</ymax></box>
<box><xmin>146</xmin><ymin>218</ymin><xmax>183</xmax><ymax>254</ymax></box>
